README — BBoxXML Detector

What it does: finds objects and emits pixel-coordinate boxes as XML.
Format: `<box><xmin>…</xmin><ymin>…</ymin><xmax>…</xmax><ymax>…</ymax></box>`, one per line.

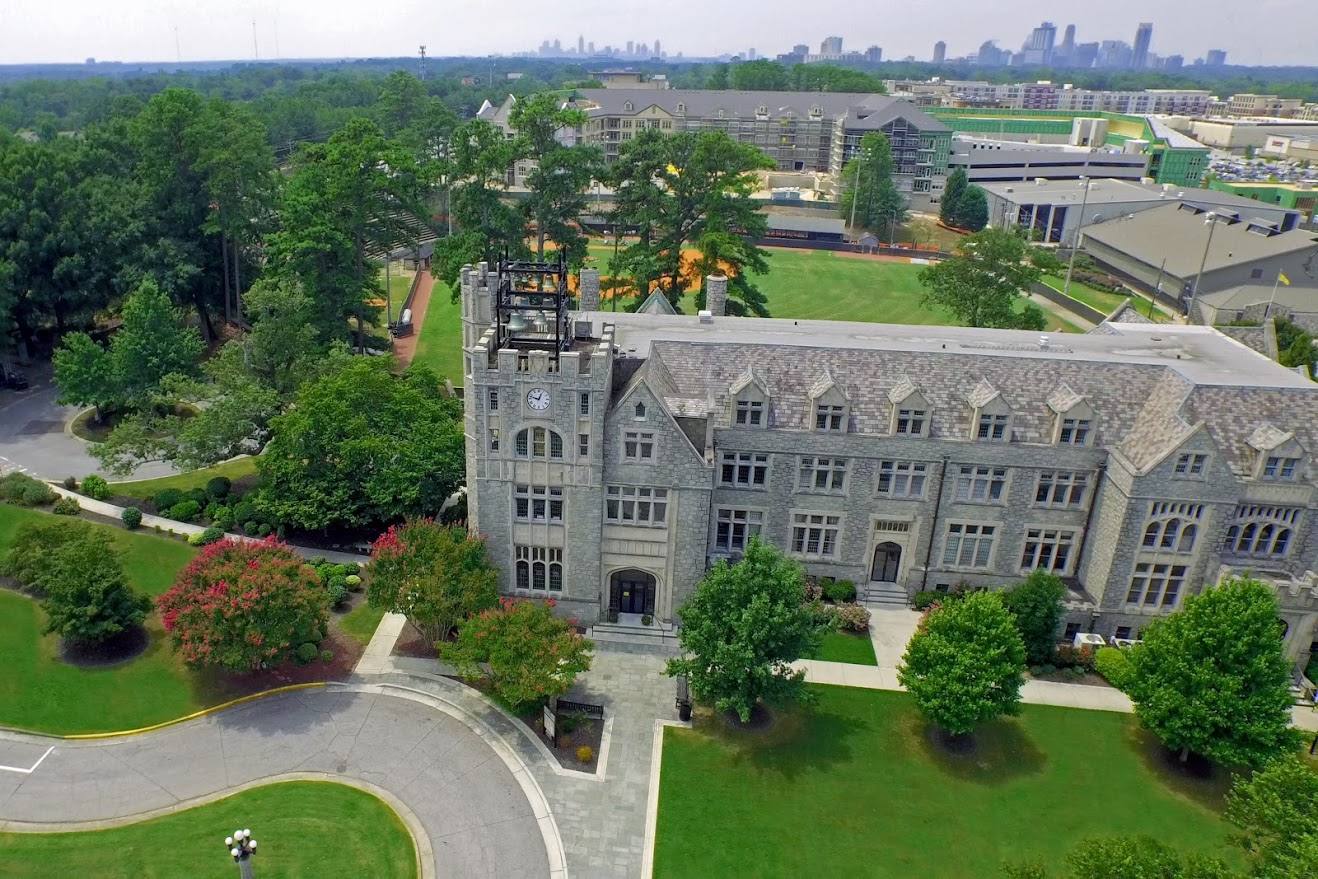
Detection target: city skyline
<box><xmin>0</xmin><ymin>1</ymin><xmax>1313</xmax><ymax>67</ymax></box>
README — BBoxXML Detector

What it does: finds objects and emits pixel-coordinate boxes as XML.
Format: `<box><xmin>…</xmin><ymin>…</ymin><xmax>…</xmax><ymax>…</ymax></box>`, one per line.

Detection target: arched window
<box><xmin>516</xmin><ymin>559</ymin><xmax>530</xmax><ymax>590</ymax></box>
<box><xmin>515</xmin><ymin>427</ymin><xmax>564</xmax><ymax>460</ymax></box>
<box><xmin>1142</xmin><ymin>504</ymin><xmax>1201</xmax><ymax>554</ymax></box>
<box><xmin>634</xmin><ymin>401</ymin><xmax>647</xmax><ymax>420</ymax></box>
<box><xmin>1224</xmin><ymin>505</ymin><xmax>1299</xmax><ymax>557</ymax></box>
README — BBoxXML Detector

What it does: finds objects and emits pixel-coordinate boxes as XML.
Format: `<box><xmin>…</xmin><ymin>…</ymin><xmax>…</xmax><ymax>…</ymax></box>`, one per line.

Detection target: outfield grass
<box><xmin>814</xmin><ymin>631</ymin><xmax>878</xmax><ymax>665</ymax></box>
<box><xmin>339</xmin><ymin>600</ymin><xmax>387</xmax><ymax>647</ymax></box>
<box><xmin>411</xmin><ymin>280</ymin><xmax>463</xmax><ymax>382</ymax></box>
<box><xmin>109</xmin><ymin>457</ymin><xmax>260</xmax><ymax>501</ymax></box>
<box><xmin>655</xmin><ymin>687</ymin><xmax>1238</xmax><ymax>878</ymax></box>
<box><xmin>0</xmin><ymin>781</ymin><xmax>417</xmax><ymax>879</ymax></box>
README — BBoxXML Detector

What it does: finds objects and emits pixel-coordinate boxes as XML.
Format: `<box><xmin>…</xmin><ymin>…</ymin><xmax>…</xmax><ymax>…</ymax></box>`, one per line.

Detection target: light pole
<box><xmin>1062</xmin><ymin>176</ymin><xmax>1092</xmax><ymax>297</ymax></box>
<box><xmin>225</xmin><ymin>827</ymin><xmax>258</xmax><ymax>878</ymax></box>
<box><xmin>1187</xmin><ymin>211</ymin><xmax>1222</xmax><ymax>321</ymax></box>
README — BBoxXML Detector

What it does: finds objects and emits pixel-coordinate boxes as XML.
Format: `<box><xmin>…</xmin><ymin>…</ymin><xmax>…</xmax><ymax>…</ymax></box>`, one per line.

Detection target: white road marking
<box><xmin>0</xmin><ymin>746</ymin><xmax>54</xmax><ymax>775</ymax></box>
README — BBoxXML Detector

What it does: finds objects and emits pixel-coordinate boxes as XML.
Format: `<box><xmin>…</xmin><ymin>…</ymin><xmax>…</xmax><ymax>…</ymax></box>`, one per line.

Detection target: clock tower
<box><xmin>460</xmin><ymin>254</ymin><xmax>613</xmax><ymax>624</ymax></box>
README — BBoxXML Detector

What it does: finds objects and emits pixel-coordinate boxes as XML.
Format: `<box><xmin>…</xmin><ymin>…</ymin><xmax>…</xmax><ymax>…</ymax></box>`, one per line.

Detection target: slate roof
<box><xmin>1082</xmin><ymin>203</ymin><xmax>1318</xmax><ymax>278</ymax></box>
<box><xmin>583</xmin><ymin>311</ymin><xmax>1318</xmax><ymax>477</ymax></box>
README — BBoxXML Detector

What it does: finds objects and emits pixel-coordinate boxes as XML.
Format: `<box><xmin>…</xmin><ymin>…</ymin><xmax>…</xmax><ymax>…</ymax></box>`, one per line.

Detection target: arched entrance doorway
<box><xmin>871</xmin><ymin>542</ymin><xmax>902</xmax><ymax>583</ymax></box>
<box><xmin>610</xmin><ymin>569</ymin><xmax>657</xmax><ymax>616</ymax></box>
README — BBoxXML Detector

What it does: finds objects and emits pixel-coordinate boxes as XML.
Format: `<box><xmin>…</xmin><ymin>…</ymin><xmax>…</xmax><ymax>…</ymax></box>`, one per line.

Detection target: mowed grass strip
<box><xmin>813</xmin><ymin>631</ymin><xmax>878</xmax><ymax>666</ymax></box>
<box><xmin>109</xmin><ymin>457</ymin><xmax>260</xmax><ymax>501</ymax></box>
<box><xmin>411</xmin><ymin>279</ymin><xmax>464</xmax><ymax>383</ymax></box>
<box><xmin>0</xmin><ymin>781</ymin><xmax>417</xmax><ymax>879</ymax></box>
<box><xmin>654</xmin><ymin>686</ymin><xmax>1237</xmax><ymax>878</ymax></box>
<box><xmin>0</xmin><ymin>504</ymin><xmax>211</xmax><ymax>734</ymax></box>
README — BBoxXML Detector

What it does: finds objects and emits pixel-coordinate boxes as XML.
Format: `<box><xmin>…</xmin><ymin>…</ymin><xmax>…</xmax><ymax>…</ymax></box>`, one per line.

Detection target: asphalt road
<box><xmin>0</xmin><ymin>367</ymin><xmax>176</xmax><ymax>481</ymax></box>
<box><xmin>0</xmin><ymin>687</ymin><xmax>552</xmax><ymax>878</ymax></box>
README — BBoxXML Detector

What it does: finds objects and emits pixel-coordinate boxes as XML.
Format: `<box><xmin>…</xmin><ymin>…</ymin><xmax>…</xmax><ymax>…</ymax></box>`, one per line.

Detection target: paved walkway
<box><xmin>393</xmin><ymin>271</ymin><xmax>434</xmax><ymax>370</ymax></box>
<box><xmin>0</xmin><ymin>686</ymin><xmax>555</xmax><ymax>879</ymax></box>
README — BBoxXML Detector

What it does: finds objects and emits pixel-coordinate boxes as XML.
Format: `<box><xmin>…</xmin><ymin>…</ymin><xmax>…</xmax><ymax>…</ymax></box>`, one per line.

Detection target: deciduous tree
<box><xmin>919</xmin><ymin>227</ymin><xmax>1045</xmax><ymax>329</ymax></box>
<box><xmin>366</xmin><ymin>518</ymin><xmax>499</xmax><ymax>646</ymax></box>
<box><xmin>36</xmin><ymin>529</ymin><xmax>151</xmax><ymax>645</ymax></box>
<box><xmin>1002</xmin><ymin>570</ymin><xmax>1067</xmax><ymax>666</ymax></box>
<box><xmin>254</xmin><ymin>359</ymin><xmax>465</xmax><ymax>531</ymax></box>
<box><xmin>157</xmin><ymin>538</ymin><xmax>329</xmax><ymax>670</ymax></box>
<box><xmin>940</xmin><ymin>167</ymin><xmax>969</xmax><ymax>226</ymax></box>
<box><xmin>898</xmin><ymin>590</ymin><xmax>1026</xmax><ymax>737</ymax></box>
<box><xmin>665</xmin><ymin>538</ymin><xmax>833</xmax><ymax>722</ymax></box>
<box><xmin>1124</xmin><ymin>577</ymin><xmax>1295</xmax><ymax>767</ymax></box>
<box><xmin>1226</xmin><ymin>756</ymin><xmax>1318</xmax><ymax>878</ymax></box>
<box><xmin>443</xmin><ymin>598</ymin><xmax>594</xmax><ymax>711</ymax></box>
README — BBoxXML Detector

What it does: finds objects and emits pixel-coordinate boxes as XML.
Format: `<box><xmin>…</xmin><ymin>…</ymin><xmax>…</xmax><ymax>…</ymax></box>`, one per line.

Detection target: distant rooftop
<box><xmin>980</xmin><ymin>178</ymin><xmax>1304</xmax><ymax>218</ymax></box>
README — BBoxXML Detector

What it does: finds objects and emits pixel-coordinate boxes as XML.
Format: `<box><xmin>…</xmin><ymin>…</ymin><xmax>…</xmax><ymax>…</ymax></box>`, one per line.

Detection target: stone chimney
<box><xmin>706</xmin><ymin>274</ymin><xmax>728</xmax><ymax>317</ymax></box>
<box><xmin>579</xmin><ymin>269</ymin><xmax>601</xmax><ymax>312</ymax></box>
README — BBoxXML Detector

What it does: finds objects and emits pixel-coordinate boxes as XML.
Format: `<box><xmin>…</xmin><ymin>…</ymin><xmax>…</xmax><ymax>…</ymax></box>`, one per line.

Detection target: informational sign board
<box><xmin>543</xmin><ymin>705</ymin><xmax>556</xmax><ymax>743</ymax></box>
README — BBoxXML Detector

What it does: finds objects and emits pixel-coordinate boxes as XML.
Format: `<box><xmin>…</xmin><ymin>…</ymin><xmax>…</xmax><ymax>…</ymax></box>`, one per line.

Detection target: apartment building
<box><xmin>459</xmin><ymin>261</ymin><xmax>1318</xmax><ymax>662</ymax></box>
<box><xmin>568</xmin><ymin>89</ymin><xmax>952</xmax><ymax>208</ymax></box>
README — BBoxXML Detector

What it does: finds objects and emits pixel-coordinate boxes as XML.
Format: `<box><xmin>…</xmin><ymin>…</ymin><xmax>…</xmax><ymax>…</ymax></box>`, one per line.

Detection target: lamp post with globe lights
<box><xmin>225</xmin><ymin>828</ymin><xmax>258</xmax><ymax>878</ymax></box>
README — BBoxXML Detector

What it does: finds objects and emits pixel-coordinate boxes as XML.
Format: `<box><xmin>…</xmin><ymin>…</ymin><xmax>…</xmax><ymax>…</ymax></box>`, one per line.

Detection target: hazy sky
<box><xmin>1</xmin><ymin>0</ymin><xmax>1314</xmax><ymax>67</ymax></box>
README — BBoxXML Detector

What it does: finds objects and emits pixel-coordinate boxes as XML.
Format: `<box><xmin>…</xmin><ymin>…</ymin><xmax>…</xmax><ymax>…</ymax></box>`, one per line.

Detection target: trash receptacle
<box><xmin>675</xmin><ymin>676</ymin><xmax>692</xmax><ymax>722</ymax></box>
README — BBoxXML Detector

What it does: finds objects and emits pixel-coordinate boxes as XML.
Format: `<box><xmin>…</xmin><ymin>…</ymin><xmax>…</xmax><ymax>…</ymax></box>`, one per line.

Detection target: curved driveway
<box><xmin>0</xmin><ymin>376</ymin><xmax>176</xmax><ymax>481</ymax></box>
<box><xmin>0</xmin><ymin>686</ymin><xmax>554</xmax><ymax>879</ymax></box>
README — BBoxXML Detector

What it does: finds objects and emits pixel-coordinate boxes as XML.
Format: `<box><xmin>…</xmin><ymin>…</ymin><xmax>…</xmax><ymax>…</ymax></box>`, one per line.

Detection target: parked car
<box><xmin>0</xmin><ymin>364</ymin><xmax>28</xmax><ymax>390</ymax></box>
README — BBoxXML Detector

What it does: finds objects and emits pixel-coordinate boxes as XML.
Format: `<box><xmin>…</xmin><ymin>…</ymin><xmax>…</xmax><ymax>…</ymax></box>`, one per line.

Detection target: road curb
<box><xmin>0</xmin><ymin>774</ymin><xmax>435</xmax><ymax>879</ymax></box>
<box><xmin>0</xmin><ymin>683</ymin><xmax>327</xmax><ymax>741</ymax></box>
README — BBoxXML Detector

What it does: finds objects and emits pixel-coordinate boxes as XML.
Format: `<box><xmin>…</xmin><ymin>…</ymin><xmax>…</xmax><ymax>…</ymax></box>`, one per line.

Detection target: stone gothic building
<box><xmin>459</xmin><ymin>258</ymin><xmax>1318</xmax><ymax>664</ymax></box>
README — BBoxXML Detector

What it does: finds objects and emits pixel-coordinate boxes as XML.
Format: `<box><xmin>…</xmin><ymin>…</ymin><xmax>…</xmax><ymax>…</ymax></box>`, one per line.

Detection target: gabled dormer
<box><xmin>967</xmin><ymin>378</ymin><xmax>1011</xmax><ymax>442</ymax></box>
<box><xmin>1047</xmin><ymin>383</ymin><xmax>1096</xmax><ymax>447</ymax></box>
<box><xmin>807</xmin><ymin>368</ymin><xmax>849</xmax><ymax>433</ymax></box>
<box><xmin>729</xmin><ymin>365</ymin><xmax>769</xmax><ymax>428</ymax></box>
<box><xmin>1247</xmin><ymin>423</ymin><xmax>1306</xmax><ymax>481</ymax></box>
<box><xmin>888</xmin><ymin>377</ymin><xmax>930</xmax><ymax>438</ymax></box>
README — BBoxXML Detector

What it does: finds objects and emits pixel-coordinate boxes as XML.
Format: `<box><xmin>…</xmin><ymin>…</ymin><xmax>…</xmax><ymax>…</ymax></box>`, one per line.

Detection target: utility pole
<box><xmin>1187</xmin><ymin>212</ymin><xmax>1221</xmax><ymax>321</ymax></box>
<box><xmin>1062</xmin><ymin>176</ymin><xmax>1092</xmax><ymax>296</ymax></box>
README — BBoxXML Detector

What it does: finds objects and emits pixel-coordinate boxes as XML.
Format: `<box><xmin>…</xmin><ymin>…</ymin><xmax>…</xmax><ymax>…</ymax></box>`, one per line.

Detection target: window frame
<box><xmin>735</xmin><ymin>399</ymin><xmax>765</xmax><ymax>427</ymax></box>
<box><xmin>942</xmin><ymin>522</ymin><xmax>997</xmax><ymax>569</ymax></box>
<box><xmin>605</xmin><ymin>485</ymin><xmax>669</xmax><ymax>526</ymax></box>
<box><xmin>623</xmin><ymin>430</ymin><xmax>655</xmax><ymax>463</ymax></box>
<box><xmin>954</xmin><ymin>465</ymin><xmax>1008</xmax><ymax>504</ymax></box>
<box><xmin>796</xmin><ymin>456</ymin><xmax>848</xmax><ymax>494</ymax></box>
<box><xmin>814</xmin><ymin>403</ymin><xmax>845</xmax><ymax>432</ymax></box>
<box><xmin>514</xmin><ymin>485</ymin><xmax>565</xmax><ymax>523</ymax></box>
<box><xmin>1058</xmin><ymin>417</ymin><xmax>1092</xmax><ymax>446</ymax></box>
<box><xmin>515</xmin><ymin>427</ymin><xmax>565</xmax><ymax>460</ymax></box>
<box><xmin>977</xmin><ymin>412</ymin><xmax>1009</xmax><ymax>441</ymax></box>
<box><xmin>714</xmin><ymin>508</ymin><xmax>764</xmax><ymax>552</ymax></box>
<box><xmin>895</xmin><ymin>408</ymin><xmax>927</xmax><ymax>437</ymax></box>
<box><xmin>1034</xmin><ymin>470</ymin><xmax>1089</xmax><ymax>509</ymax></box>
<box><xmin>719</xmin><ymin>451</ymin><xmax>770</xmax><ymax>488</ymax></box>
<box><xmin>1020</xmin><ymin>527</ymin><xmax>1077</xmax><ymax>574</ymax></box>
<box><xmin>1173</xmin><ymin>452</ymin><xmax>1208</xmax><ymax>477</ymax></box>
<box><xmin>789</xmin><ymin>511</ymin><xmax>842</xmax><ymax>559</ymax></box>
<box><xmin>1125</xmin><ymin>562</ymin><xmax>1186</xmax><ymax>608</ymax></box>
<box><xmin>877</xmin><ymin>460</ymin><xmax>928</xmax><ymax>500</ymax></box>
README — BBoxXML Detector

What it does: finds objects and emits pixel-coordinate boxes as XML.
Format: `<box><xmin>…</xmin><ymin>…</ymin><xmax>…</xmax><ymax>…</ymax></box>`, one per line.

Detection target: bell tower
<box><xmin>494</xmin><ymin>248</ymin><xmax>570</xmax><ymax>358</ymax></box>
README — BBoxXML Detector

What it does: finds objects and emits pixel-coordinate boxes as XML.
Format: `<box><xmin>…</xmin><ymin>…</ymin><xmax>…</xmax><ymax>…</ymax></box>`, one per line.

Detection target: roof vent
<box><xmin>698</xmin><ymin>309</ymin><xmax>713</xmax><ymax>324</ymax></box>
<box><xmin>1039</xmin><ymin>335</ymin><xmax>1051</xmax><ymax>349</ymax></box>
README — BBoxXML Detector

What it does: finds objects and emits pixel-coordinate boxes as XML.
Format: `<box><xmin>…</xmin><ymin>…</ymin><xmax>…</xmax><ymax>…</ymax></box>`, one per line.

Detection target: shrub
<box><xmin>204</xmin><ymin>501</ymin><xmax>221</xmax><ymax>520</ymax></box>
<box><xmin>835</xmin><ymin>603</ymin><xmax>871</xmax><ymax>632</ymax></box>
<box><xmin>0</xmin><ymin>472</ymin><xmax>55</xmax><ymax>506</ymax></box>
<box><xmin>152</xmin><ymin>488</ymin><xmax>184</xmax><ymax>512</ymax></box>
<box><xmin>257</xmin><ymin>523</ymin><xmax>272</xmax><ymax>537</ymax></box>
<box><xmin>52</xmin><ymin>496</ymin><xmax>81</xmax><ymax>515</ymax></box>
<box><xmin>121</xmin><ymin>506</ymin><xmax>143</xmax><ymax>529</ymax></box>
<box><xmin>576</xmin><ymin>745</ymin><xmax>594</xmax><ymax>764</ymax></box>
<box><xmin>1094</xmin><ymin>646</ymin><xmax>1132</xmax><ymax>690</ymax></box>
<box><xmin>912</xmin><ymin>590</ymin><xmax>942</xmax><ymax>610</ymax></box>
<box><xmin>211</xmin><ymin>505</ymin><xmax>234</xmax><ymax>531</ymax></box>
<box><xmin>187</xmin><ymin>532</ymin><xmax>206</xmax><ymax>546</ymax></box>
<box><xmin>1003</xmin><ymin>571</ymin><xmax>1068</xmax><ymax>666</ymax></box>
<box><xmin>1</xmin><ymin>519</ymin><xmax>89</xmax><ymax>592</ymax></box>
<box><xmin>29</xmin><ymin>528</ymin><xmax>150</xmax><ymax>644</ymax></box>
<box><xmin>185</xmin><ymin>488</ymin><xmax>208</xmax><ymax>507</ymax></box>
<box><xmin>327</xmin><ymin>576</ymin><xmax>349</xmax><ymax>608</ymax></box>
<box><xmin>200</xmin><ymin>526</ymin><xmax>224</xmax><ymax>545</ymax></box>
<box><xmin>205</xmin><ymin>476</ymin><xmax>232</xmax><ymax>499</ymax></box>
<box><xmin>243</xmin><ymin>520</ymin><xmax>260</xmax><ymax>536</ymax></box>
<box><xmin>157</xmin><ymin>538</ymin><xmax>330</xmax><ymax>670</ymax></box>
<box><xmin>1054</xmin><ymin>644</ymin><xmax>1096</xmax><ymax>671</ymax></box>
<box><xmin>62</xmin><ymin>476</ymin><xmax>79</xmax><ymax>491</ymax></box>
<box><xmin>1064</xmin><ymin>666</ymin><xmax>1087</xmax><ymax>680</ymax></box>
<box><xmin>641</xmin><ymin>613</ymin><xmax>653</xmax><ymax>626</ymax></box>
<box><xmin>320</xmin><ymin>649</ymin><xmax>334</xmax><ymax>663</ymax></box>
<box><xmin>167</xmin><ymin>500</ymin><xmax>202</xmax><ymax>522</ymax></box>
<box><xmin>802</xmin><ymin>577</ymin><xmax>824</xmax><ymax>603</ymax></box>
<box><xmin>232</xmin><ymin>500</ymin><xmax>258</xmax><ymax>525</ymax></box>
<box><xmin>824</xmin><ymin>579</ymin><xmax>857</xmax><ymax>603</ymax></box>
<box><xmin>345</xmin><ymin>574</ymin><xmax>362</xmax><ymax>590</ymax></box>
<box><xmin>81</xmin><ymin>474</ymin><xmax>112</xmax><ymax>501</ymax></box>
<box><xmin>295</xmin><ymin>641</ymin><xmax>318</xmax><ymax>664</ymax></box>
<box><xmin>340</xmin><ymin>563</ymin><xmax>361</xmax><ymax>578</ymax></box>
<box><xmin>153</xmin><ymin>525</ymin><xmax>162</xmax><ymax>534</ymax></box>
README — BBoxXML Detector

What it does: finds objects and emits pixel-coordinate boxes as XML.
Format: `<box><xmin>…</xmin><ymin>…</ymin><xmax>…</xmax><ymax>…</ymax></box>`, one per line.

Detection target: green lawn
<box><xmin>339</xmin><ymin>600</ymin><xmax>387</xmax><ymax>647</ymax></box>
<box><xmin>1042</xmin><ymin>275</ymin><xmax>1168</xmax><ymax>322</ymax></box>
<box><xmin>655</xmin><ymin>687</ymin><xmax>1237</xmax><ymax>878</ymax></box>
<box><xmin>0</xmin><ymin>504</ymin><xmax>218</xmax><ymax>734</ymax></box>
<box><xmin>109</xmin><ymin>457</ymin><xmax>260</xmax><ymax>501</ymax></box>
<box><xmin>0</xmin><ymin>781</ymin><xmax>416</xmax><ymax>879</ymax></box>
<box><xmin>411</xmin><ymin>280</ymin><xmax>463</xmax><ymax>382</ymax></box>
<box><xmin>813</xmin><ymin>631</ymin><xmax>877</xmax><ymax>665</ymax></box>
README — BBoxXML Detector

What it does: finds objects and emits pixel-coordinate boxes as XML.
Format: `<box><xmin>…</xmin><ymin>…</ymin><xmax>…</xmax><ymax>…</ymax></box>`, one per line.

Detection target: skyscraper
<box><xmin>654</xmin><ymin>39</ymin><xmax>661</xmax><ymax>57</ymax></box>
<box><xmin>1205</xmin><ymin>49</ymin><xmax>1227</xmax><ymax>66</ymax></box>
<box><xmin>933</xmin><ymin>41</ymin><xmax>946</xmax><ymax>63</ymax></box>
<box><xmin>626</xmin><ymin>40</ymin><xmax>634</xmax><ymax>57</ymax></box>
<box><xmin>821</xmin><ymin>36</ymin><xmax>843</xmax><ymax>55</ymax></box>
<box><xmin>578</xmin><ymin>35</ymin><xmax>585</xmax><ymax>56</ymax></box>
<box><xmin>1132</xmin><ymin>23</ymin><xmax>1153</xmax><ymax>69</ymax></box>
<box><xmin>1022</xmin><ymin>21</ymin><xmax>1056</xmax><ymax>66</ymax></box>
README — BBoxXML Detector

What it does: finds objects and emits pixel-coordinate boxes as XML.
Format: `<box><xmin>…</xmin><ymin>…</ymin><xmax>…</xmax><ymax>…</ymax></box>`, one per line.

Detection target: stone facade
<box><xmin>461</xmin><ymin>264</ymin><xmax>1318</xmax><ymax>663</ymax></box>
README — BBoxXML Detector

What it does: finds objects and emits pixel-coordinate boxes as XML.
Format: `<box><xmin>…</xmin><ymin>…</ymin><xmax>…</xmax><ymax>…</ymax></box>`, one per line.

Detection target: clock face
<box><xmin>526</xmin><ymin>388</ymin><xmax>551</xmax><ymax>411</ymax></box>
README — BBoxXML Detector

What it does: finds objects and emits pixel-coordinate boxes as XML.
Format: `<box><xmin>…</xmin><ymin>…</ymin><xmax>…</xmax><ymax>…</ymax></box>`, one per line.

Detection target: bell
<box><xmin>506</xmin><ymin>312</ymin><xmax>528</xmax><ymax>332</ymax></box>
<box><xmin>532</xmin><ymin>311</ymin><xmax>550</xmax><ymax>333</ymax></box>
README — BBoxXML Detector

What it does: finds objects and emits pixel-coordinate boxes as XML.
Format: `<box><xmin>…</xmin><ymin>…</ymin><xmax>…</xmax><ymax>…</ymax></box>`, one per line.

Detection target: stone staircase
<box><xmin>863</xmin><ymin>583</ymin><xmax>911</xmax><ymax>607</ymax></box>
<box><xmin>588</xmin><ymin>617</ymin><xmax>681</xmax><ymax>651</ymax></box>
